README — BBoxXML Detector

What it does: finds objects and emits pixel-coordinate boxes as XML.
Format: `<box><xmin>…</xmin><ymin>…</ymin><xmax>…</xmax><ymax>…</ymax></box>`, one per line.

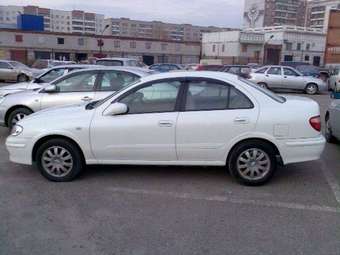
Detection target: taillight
<box><xmin>309</xmin><ymin>116</ymin><xmax>321</xmax><ymax>132</ymax></box>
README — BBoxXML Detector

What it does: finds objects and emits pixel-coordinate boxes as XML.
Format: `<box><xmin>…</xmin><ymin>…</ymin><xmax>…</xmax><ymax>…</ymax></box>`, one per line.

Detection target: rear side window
<box><xmin>185</xmin><ymin>80</ymin><xmax>253</xmax><ymax>111</ymax></box>
<box><xmin>96</xmin><ymin>60</ymin><xmax>123</xmax><ymax>66</ymax></box>
<box><xmin>99</xmin><ymin>71</ymin><xmax>139</xmax><ymax>91</ymax></box>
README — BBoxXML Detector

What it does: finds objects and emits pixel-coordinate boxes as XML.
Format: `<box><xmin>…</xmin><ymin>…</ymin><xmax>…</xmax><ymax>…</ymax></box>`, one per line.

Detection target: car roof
<box><xmin>48</xmin><ymin>64</ymin><xmax>97</xmax><ymax>69</ymax></box>
<box><xmin>58</xmin><ymin>66</ymin><xmax>154</xmax><ymax>78</ymax></box>
<box><xmin>138</xmin><ymin>71</ymin><xmax>240</xmax><ymax>84</ymax></box>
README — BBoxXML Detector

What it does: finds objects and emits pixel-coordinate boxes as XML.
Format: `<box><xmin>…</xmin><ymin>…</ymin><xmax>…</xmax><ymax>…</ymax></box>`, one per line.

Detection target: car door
<box><xmin>40</xmin><ymin>71</ymin><xmax>98</xmax><ymax>110</ymax></box>
<box><xmin>90</xmin><ymin>79</ymin><xmax>182</xmax><ymax>163</ymax></box>
<box><xmin>265</xmin><ymin>67</ymin><xmax>283</xmax><ymax>89</ymax></box>
<box><xmin>331</xmin><ymin>101</ymin><xmax>340</xmax><ymax>138</ymax></box>
<box><xmin>0</xmin><ymin>62</ymin><xmax>17</xmax><ymax>81</ymax></box>
<box><xmin>176</xmin><ymin>78</ymin><xmax>258</xmax><ymax>163</ymax></box>
<box><xmin>282</xmin><ymin>67</ymin><xmax>304</xmax><ymax>90</ymax></box>
<box><xmin>93</xmin><ymin>70</ymin><xmax>140</xmax><ymax>101</ymax></box>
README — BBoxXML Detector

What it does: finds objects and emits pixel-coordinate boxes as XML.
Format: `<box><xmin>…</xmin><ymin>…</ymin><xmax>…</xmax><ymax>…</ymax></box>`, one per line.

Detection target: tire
<box><xmin>7</xmin><ymin>107</ymin><xmax>33</xmax><ymax>129</ymax></box>
<box><xmin>305</xmin><ymin>83</ymin><xmax>318</xmax><ymax>95</ymax></box>
<box><xmin>17</xmin><ymin>74</ymin><xmax>28</xmax><ymax>82</ymax></box>
<box><xmin>228</xmin><ymin>140</ymin><xmax>277</xmax><ymax>186</ymax></box>
<box><xmin>325</xmin><ymin>115</ymin><xmax>337</xmax><ymax>143</ymax></box>
<box><xmin>36</xmin><ymin>138</ymin><xmax>84</xmax><ymax>182</ymax></box>
<box><xmin>257</xmin><ymin>82</ymin><xmax>268</xmax><ymax>89</ymax></box>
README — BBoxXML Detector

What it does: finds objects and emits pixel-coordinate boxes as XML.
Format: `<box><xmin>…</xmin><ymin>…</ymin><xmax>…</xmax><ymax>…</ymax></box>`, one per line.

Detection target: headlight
<box><xmin>11</xmin><ymin>125</ymin><xmax>23</xmax><ymax>137</ymax></box>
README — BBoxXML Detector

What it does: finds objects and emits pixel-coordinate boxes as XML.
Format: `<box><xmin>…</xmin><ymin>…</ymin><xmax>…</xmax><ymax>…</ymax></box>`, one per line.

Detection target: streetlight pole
<box><xmin>99</xmin><ymin>24</ymin><xmax>110</xmax><ymax>57</ymax></box>
<box><xmin>263</xmin><ymin>34</ymin><xmax>274</xmax><ymax>65</ymax></box>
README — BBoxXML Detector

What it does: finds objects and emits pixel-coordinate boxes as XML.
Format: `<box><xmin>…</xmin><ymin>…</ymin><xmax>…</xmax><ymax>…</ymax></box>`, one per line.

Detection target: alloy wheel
<box><xmin>11</xmin><ymin>112</ymin><xmax>27</xmax><ymax>126</ymax></box>
<box><xmin>41</xmin><ymin>146</ymin><xmax>74</xmax><ymax>178</ymax></box>
<box><xmin>236</xmin><ymin>148</ymin><xmax>271</xmax><ymax>181</ymax></box>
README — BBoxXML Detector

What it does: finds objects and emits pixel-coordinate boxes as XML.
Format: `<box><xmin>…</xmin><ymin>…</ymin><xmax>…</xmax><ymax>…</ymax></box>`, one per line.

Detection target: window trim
<box><xmin>180</xmin><ymin>77</ymin><xmax>254</xmax><ymax>112</ymax></box>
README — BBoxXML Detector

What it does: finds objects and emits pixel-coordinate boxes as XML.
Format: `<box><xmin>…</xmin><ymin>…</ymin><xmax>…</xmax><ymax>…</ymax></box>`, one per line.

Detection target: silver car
<box><xmin>325</xmin><ymin>98</ymin><xmax>340</xmax><ymax>143</ymax></box>
<box><xmin>0</xmin><ymin>60</ymin><xmax>39</xmax><ymax>82</ymax></box>
<box><xmin>328</xmin><ymin>65</ymin><xmax>340</xmax><ymax>91</ymax></box>
<box><xmin>0</xmin><ymin>67</ymin><xmax>153</xmax><ymax>128</ymax></box>
<box><xmin>0</xmin><ymin>64</ymin><xmax>97</xmax><ymax>97</ymax></box>
<box><xmin>249</xmin><ymin>65</ymin><xmax>327</xmax><ymax>95</ymax></box>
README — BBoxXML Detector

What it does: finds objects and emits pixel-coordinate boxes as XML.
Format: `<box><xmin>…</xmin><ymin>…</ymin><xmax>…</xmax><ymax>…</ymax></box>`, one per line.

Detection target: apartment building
<box><xmin>306</xmin><ymin>0</ymin><xmax>340</xmax><ymax>31</ymax></box>
<box><xmin>104</xmin><ymin>18</ymin><xmax>227</xmax><ymax>42</ymax></box>
<box><xmin>0</xmin><ymin>29</ymin><xmax>201</xmax><ymax>65</ymax></box>
<box><xmin>0</xmin><ymin>5</ymin><xmax>104</xmax><ymax>35</ymax></box>
<box><xmin>244</xmin><ymin>0</ymin><xmax>307</xmax><ymax>28</ymax></box>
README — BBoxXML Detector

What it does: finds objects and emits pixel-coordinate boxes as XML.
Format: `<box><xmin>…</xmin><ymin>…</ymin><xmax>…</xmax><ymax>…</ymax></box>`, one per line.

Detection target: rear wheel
<box><xmin>7</xmin><ymin>107</ymin><xmax>33</xmax><ymax>129</ymax></box>
<box><xmin>17</xmin><ymin>74</ymin><xmax>28</xmax><ymax>82</ymax></box>
<box><xmin>228</xmin><ymin>141</ymin><xmax>277</xmax><ymax>186</ymax></box>
<box><xmin>305</xmin><ymin>83</ymin><xmax>318</xmax><ymax>95</ymax></box>
<box><xmin>36</xmin><ymin>139</ymin><xmax>84</xmax><ymax>182</ymax></box>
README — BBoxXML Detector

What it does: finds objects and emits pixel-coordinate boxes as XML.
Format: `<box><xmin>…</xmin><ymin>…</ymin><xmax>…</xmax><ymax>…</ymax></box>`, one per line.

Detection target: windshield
<box><xmin>238</xmin><ymin>78</ymin><xmax>286</xmax><ymax>103</ymax></box>
<box><xmin>87</xmin><ymin>79</ymin><xmax>142</xmax><ymax>109</ymax></box>
<box><xmin>10</xmin><ymin>61</ymin><xmax>28</xmax><ymax>69</ymax></box>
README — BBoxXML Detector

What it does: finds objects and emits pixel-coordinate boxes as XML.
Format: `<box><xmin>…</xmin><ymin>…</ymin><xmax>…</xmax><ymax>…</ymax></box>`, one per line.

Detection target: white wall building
<box><xmin>307</xmin><ymin>0</ymin><xmax>340</xmax><ymax>31</ymax></box>
<box><xmin>0</xmin><ymin>5</ymin><xmax>23</xmax><ymax>28</ymax></box>
<box><xmin>246</xmin><ymin>26</ymin><xmax>327</xmax><ymax>66</ymax></box>
<box><xmin>202</xmin><ymin>31</ymin><xmax>264</xmax><ymax>64</ymax></box>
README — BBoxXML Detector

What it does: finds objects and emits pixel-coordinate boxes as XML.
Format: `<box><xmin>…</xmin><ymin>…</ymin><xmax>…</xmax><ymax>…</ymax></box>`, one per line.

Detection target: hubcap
<box><xmin>307</xmin><ymin>85</ymin><xmax>317</xmax><ymax>94</ymax></box>
<box><xmin>41</xmin><ymin>146</ymin><xmax>73</xmax><ymax>178</ymax></box>
<box><xmin>12</xmin><ymin>113</ymin><xmax>27</xmax><ymax>126</ymax></box>
<box><xmin>237</xmin><ymin>148</ymin><xmax>271</xmax><ymax>181</ymax></box>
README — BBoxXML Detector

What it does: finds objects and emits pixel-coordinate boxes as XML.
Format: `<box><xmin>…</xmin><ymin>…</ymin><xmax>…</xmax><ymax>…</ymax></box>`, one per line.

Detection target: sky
<box><xmin>0</xmin><ymin>0</ymin><xmax>245</xmax><ymax>28</ymax></box>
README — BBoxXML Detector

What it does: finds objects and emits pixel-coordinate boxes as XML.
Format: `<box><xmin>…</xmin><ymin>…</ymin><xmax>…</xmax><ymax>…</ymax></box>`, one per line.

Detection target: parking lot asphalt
<box><xmin>0</xmin><ymin>87</ymin><xmax>340</xmax><ymax>254</ymax></box>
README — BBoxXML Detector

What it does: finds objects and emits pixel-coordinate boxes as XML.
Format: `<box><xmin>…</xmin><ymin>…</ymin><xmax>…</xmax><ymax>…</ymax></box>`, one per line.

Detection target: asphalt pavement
<box><xmin>0</xmin><ymin>86</ymin><xmax>339</xmax><ymax>254</ymax></box>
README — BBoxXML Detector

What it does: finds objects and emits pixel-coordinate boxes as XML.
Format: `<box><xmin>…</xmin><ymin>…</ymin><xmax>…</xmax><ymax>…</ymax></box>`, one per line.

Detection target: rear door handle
<box><xmin>234</xmin><ymin>117</ymin><xmax>249</xmax><ymax>124</ymax></box>
<box><xmin>81</xmin><ymin>96</ymin><xmax>93</xmax><ymax>102</ymax></box>
<box><xmin>159</xmin><ymin>120</ymin><xmax>173</xmax><ymax>127</ymax></box>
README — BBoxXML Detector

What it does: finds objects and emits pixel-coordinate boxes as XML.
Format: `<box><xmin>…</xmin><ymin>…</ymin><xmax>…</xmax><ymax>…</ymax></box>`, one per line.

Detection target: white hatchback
<box><xmin>6</xmin><ymin>72</ymin><xmax>326</xmax><ymax>185</ymax></box>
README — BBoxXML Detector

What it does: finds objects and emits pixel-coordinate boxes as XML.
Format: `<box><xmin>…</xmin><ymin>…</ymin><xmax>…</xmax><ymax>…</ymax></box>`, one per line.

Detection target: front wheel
<box><xmin>228</xmin><ymin>141</ymin><xmax>277</xmax><ymax>186</ymax></box>
<box><xmin>17</xmin><ymin>74</ymin><xmax>28</xmax><ymax>82</ymax></box>
<box><xmin>305</xmin><ymin>83</ymin><xmax>318</xmax><ymax>95</ymax></box>
<box><xmin>8</xmin><ymin>107</ymin><xmax>33</xmax><ymax>129</ymax></box>
<box><xmin>325</xmin><ymin>117</ymin><xmax>337</xmax><ymax>143</ymax></box>
<box><xmin>36</xmin><ymin>139</ymin><xmax>84</xmax><ymax>182</ymax></box>
<box><xmin>257</xmin><ymin>82</ymin><xmax>268</xmax><ymax>89</ymax></box>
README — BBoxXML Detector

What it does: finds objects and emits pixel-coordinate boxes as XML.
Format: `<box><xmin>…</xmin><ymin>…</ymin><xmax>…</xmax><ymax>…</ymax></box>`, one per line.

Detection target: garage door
<box><xmin>10</xmin><ymin>50</ymin><xmax>27</xmax><ymax>64</ymax></box>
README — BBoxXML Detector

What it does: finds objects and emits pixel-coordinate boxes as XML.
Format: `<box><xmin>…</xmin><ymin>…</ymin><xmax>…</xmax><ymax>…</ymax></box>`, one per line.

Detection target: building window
<box><xmin>78</xmin><ymin>38</ymin><xmax>85</xmax><ymax>46</ymax></box>
<box><xmin>305</xmin><ymin>55</ymin><xmax>310</xmax><ymax>61</ymax></box>
<box><xmin>175</xmin><ymin>44</ymin><xmax>181</xmax><ymax>52</ymax></box>
<box><xmin>297</xmin><ymin>43</ymin><xmax>301</xmax><ymax>51</ymax></box>
<box><xmin>222</xmin><ymin>44</ymin><xmax>225</xmax><ymax>52</ymax></box>
<box><xmin>15</xmin><ymin>35</ymin><xmax>23</xmax><ymax>42</ymax></box>
<box><xmin>284</xmin><ymin>55</ymin><xmax>293</xmax><ymax>62</ymax></box>
<box><xmin>130</xmin><ymin>41</ymin><xmax>136</xmax><ymax>49</ymax></box>
<box><xmin>241</xmin><ymin>44</ymin><xmax>247</xmax><ymax>53</ymax></box>
<box><xmin>57</xmin><ymin>38</ymin><xmax>65</xmax><ymax>45</ymax></box>
<box><xmin>114</xmin><ymin>40</ymin><xmax>120</xmax><ymax>48</ymax></box>
<box><xmin>145</xmin><ymin>42</ymin><xmax>152</xmax><ymax>50</ymax></box>
<box><xmin>306</xmin><ymin>43</ymin><xmax>311</xmax><ymax>51</ymax></box>
<box><xmin>212</xmin><ymin>44</ymin><xmax>216</xmax><ymax>52</ymax></box>
<box><xmin>161</xmin><ymin>43</ymin><xmax>168</xmax><ymax>51</ymax></box>
<box><xmin>285</xmin><ymin>42</ymin><xmax>292</xmax><ymax>51</ymax></box>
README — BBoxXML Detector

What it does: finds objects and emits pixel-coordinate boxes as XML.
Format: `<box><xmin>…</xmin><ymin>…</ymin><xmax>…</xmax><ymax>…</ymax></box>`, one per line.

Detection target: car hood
<box><xmin>0</xmin><ymin>83</ymin><xmax>47</xmax><ymax>97</ymax></box>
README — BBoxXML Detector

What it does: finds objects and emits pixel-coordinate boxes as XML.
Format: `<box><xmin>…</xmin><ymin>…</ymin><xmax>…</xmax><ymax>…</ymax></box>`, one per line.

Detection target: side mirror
<box><xmin>103</xmin><ymin>103</ymin><xmax>128</xmax><ymax>116</ymax></box>
<box><xmin>44</xmin><ymin>84</ymin><xmax>58</xmax><ymax>93</ymax></box>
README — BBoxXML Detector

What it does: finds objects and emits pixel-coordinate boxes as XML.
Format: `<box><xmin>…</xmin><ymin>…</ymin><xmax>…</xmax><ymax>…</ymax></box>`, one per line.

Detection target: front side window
<box><xmin>99</xmin><ymin>71</ymin><xmax>139</xmax><ymax>91</ymax></box>
<box><xmin>54</xmin><ymin>72</ymin><xmax>97</xmax><ymax>92</ymax></box>
<box><xmin>0</xmin><ymin>62</ymin><xmax>12</xmax><ymax>69</ymax></box>
<box><xmin>283</xmin><ymin>68</ymin><xmax>299</xmax><ymax>76</ymax></box>
<box><xmin>255</xmin><ymin>67</ymin><xmax>268</xmax><ymax>74</ymax></box>
<box><xmin>120</xmin><ymin>81</ymin><xmax>181</xmax><ymax>114</ymax></box>
<box><xmin>267</xmin><ymin>67</ymin><xmax>282</xmax><ymax>75</ymax></box>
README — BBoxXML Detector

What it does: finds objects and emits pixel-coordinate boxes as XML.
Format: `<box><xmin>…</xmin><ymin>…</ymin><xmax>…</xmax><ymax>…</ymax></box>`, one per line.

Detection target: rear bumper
<box><xmin>279</xmin><ymin>135</ymin><xmax>326</xmax><ymax>165</ymax></box>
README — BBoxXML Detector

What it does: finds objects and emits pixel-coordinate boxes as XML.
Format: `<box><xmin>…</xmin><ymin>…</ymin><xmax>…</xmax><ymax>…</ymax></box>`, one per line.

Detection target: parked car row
<box><xmin>1</xmin><ymin>66</ymin><xmax>326</xmax><ymax>185</ymax></box>
<box><xmin>0</xmin><ymin>60</ymin><xmax>41</xmax><ymax>82</ymax></box>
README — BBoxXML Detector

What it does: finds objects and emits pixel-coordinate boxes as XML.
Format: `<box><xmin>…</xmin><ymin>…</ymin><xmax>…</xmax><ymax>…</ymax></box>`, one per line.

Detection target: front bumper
<box><xmin>279</xmin><ymin>135</ymin><xmax>326</xmax><ymax>165</ymax></box>
<box><xmin>6</xmin><ymin>136</ymin><xmax>33</xmax><ymax>165</ymax></box>
<box><xmin>0</xmin><ymin>105</ymin><xmax>6</xmax><ymax>127</ymax></box>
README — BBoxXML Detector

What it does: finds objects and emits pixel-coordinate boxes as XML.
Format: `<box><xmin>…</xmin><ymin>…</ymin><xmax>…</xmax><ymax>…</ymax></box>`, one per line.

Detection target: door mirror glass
<box><xmin>104</xmin><ymin>103</ymin><xmax>128</xmax><ymax>116</ymax></box>
<box><xmin>44</xmin><ymin>84</ymin><xmax>59</xmax><ymax>93</ymax></box>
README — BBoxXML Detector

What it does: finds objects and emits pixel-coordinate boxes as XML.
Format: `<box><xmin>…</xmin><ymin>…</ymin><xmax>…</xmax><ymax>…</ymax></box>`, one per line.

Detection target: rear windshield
<box><xmin>96</xmin><ymin>60</ymin><xmax>124</xmax><ymax>66</ymax></box>
<box><xmin>238</xmin><ymin>78</ymin><xmax>286</xmax><ymax>103</ymax></box>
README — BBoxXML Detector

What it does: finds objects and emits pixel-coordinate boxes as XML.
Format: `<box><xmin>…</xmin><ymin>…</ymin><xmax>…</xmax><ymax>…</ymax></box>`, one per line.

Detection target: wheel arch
<box><xmin>32</xmin><ymin>135</ymin><xmax>86</xmax><ymax>164</ymax></box>
<box><xmin>5</xmin><ymin>105</ymin><xmax>34</xmax><ymax>127</ymax></box>
<box><xmin>226</xmin><ymin>138</ymin><xmax>282</xmax><ymax>166</ymax></box>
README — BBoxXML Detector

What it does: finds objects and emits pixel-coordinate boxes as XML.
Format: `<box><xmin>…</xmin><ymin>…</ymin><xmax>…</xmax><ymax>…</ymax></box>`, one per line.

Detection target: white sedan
<box><xmin>6</xmin><ymin>72</ymin><xmax>326</xmax><ymax>185</ymax></box>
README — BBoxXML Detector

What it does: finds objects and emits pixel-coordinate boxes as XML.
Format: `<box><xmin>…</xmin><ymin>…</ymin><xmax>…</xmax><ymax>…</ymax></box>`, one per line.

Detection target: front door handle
<box><xmin>81</xmin><ymin>96</ymin><xmax>93</xmax><ymax>102</ymax></box>
<box><xmin>234</xmin><ymin>117</ymin><xmax>249</xmax><ymax>124</ymax></box>
<box><xmin>159</xmin><ymin>120</ymin><xmax>173</xmax><ymax>127</ymax></box>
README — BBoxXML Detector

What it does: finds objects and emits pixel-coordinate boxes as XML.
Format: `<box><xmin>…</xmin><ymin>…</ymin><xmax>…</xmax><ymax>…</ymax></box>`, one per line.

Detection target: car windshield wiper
<box><xmin>85</xmin><ymin>100</ymin><xmax>99</xmax><ymax>110</ymax></box>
